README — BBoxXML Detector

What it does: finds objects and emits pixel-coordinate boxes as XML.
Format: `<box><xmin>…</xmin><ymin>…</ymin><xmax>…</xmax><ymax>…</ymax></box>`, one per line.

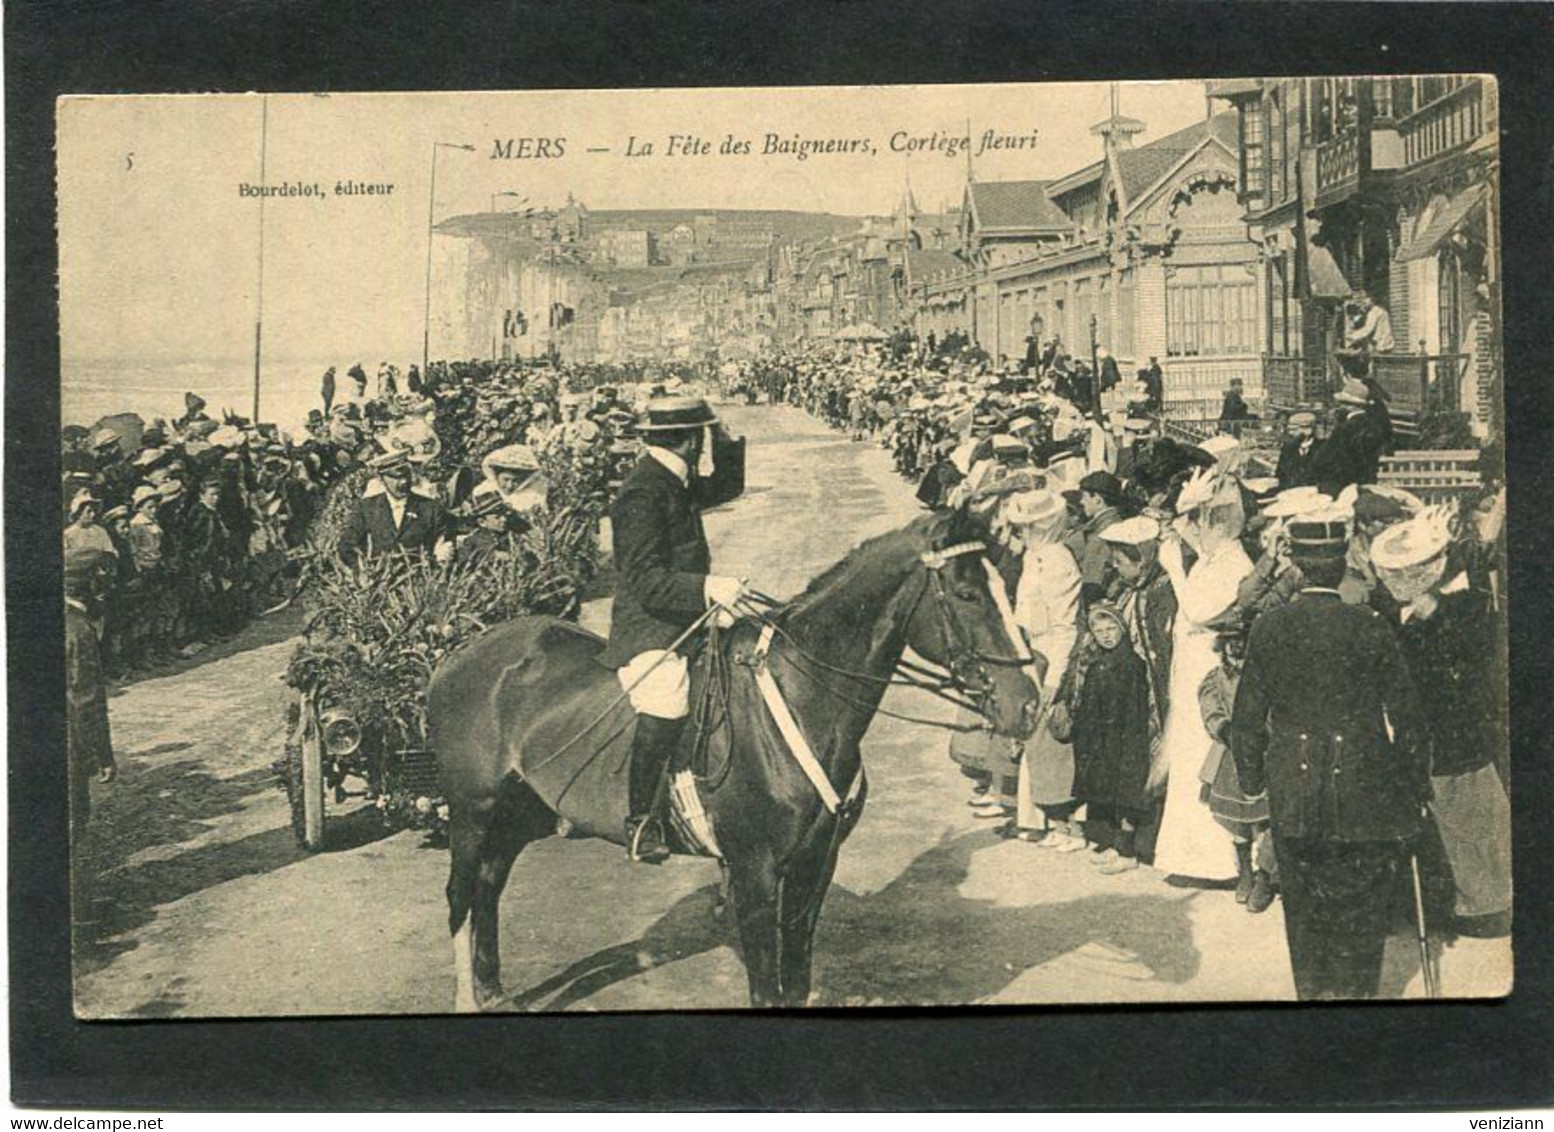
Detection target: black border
<box><xmin>10</xmin><ymin>0</ymin><xmax>1554</xmax><ymax>1110</ymax></box>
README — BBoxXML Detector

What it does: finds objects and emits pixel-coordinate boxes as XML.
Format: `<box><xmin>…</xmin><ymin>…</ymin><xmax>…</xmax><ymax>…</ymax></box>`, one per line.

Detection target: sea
<box><xmin>62</xmin><ymin>356</ymin><xmax>376</xmax><ymax>434</ymax></box>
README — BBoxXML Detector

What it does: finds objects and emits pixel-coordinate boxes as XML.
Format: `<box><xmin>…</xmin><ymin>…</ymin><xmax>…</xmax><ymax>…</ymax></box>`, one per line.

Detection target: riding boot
<box><xmin>624</xmin><ymin>715</ymin><xmax>685</xmax><ymax>865</ymax></box>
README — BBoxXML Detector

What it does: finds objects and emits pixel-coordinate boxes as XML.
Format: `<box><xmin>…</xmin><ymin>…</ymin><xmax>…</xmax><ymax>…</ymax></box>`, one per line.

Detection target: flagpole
<box><xmin>253</xmin><ymin>95</ymin><xmax>269</xmax><ymax>423</ymax></box>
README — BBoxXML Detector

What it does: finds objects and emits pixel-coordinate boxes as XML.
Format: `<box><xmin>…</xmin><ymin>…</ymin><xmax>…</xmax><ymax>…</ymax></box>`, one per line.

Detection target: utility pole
<box><xmin>423</xmin><ymin>141</ymin><xmax>476</xmax><ymax>378</ymax></box>
<box><xmin>252</xmin><ymin>96</ymin><xmax>269</xmax><ymax>423</ymax></box>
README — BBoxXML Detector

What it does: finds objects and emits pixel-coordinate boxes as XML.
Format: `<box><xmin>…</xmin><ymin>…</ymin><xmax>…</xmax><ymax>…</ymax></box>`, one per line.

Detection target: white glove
<box><xmin>704</xmin><ymin>575</ymin><xmax>748</xmax><ymax>611</ymax></box>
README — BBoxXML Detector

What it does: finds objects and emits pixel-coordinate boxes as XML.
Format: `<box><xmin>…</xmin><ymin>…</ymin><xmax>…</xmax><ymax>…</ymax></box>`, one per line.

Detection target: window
<box><xmin>1167</xmin><ymin>264</ymin><xmax>1259</xmax><ymax>357</ymax></box>
<box><xmin>1241</xmin><ymin>104</ymin><xmax>1266</xmax><ymax>201</ymax></box>
<box><xmin>1117</xmin><ymin>271</ymin><xmax>1135</xmax><ymax>359</ymax></box>
<box><xmin>1267</xmin><ymin>90</ymin><xmax>1286</xmax><ymax>204</ymax></box>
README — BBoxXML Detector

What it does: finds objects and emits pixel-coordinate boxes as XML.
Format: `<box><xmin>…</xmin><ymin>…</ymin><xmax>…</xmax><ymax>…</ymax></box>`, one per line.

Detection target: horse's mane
<box><xmin>779</xmin><ymin>510</ymin><xmax>959</xmax><ymax>621</ymax></box>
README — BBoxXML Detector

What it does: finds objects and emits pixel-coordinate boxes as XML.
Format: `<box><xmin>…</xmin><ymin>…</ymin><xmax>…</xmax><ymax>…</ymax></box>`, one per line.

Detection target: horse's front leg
<box><xmin>777</xmin><ymin>816</ymin><xmax>852</xmax><ymax>1008</ymax></box>
<box><xmin>727</xmin><ymin>855</ymin><xmax>784</xmax><ymax>1007</ymax></box>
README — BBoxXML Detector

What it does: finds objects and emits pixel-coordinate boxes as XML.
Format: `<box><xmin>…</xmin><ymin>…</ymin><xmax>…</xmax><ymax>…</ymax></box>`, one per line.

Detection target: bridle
<box><xmin>745</xmin><ymin>537</ymin><xmax>1034</xmax><ymax>732</ymax></box>
<box><xmin>909</xmin><ymin>539</ymin><xmax>1034</xmax><ymax>715</ymax></box>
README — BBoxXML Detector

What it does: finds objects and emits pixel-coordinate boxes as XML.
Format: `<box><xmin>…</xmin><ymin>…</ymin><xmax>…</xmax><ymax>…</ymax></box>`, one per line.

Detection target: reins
<box><xmin>521</xmin><ymin>538</ymin><xmax>1029</xmax><ymax>799</ymax></box>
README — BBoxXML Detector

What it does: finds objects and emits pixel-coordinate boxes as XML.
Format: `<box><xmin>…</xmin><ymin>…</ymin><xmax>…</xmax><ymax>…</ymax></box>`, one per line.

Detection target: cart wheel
<box><xmin>281</xmin><ymin>698</ymin><xmax>328</xmax><ymax>851</ymax></box>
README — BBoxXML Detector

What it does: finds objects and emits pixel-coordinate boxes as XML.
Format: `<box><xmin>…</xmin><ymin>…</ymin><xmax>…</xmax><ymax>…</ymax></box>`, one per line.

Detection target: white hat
<box><xmin>208</xmin><ymin>425</ymin><xmax>245</xmax><ymax>449</ymax></box>
<box><xmin>1100</xmin><ymin>515</ymin><xmax>1161</xmax><ymax>546</ymax></box>
<box><xmin>1007</xmin><ymin>416</ymin><xmax>1038</xmax><ymax>434</ymax></box>
<box><xmin>1262</xmin><ymin>485</ymin><xmax>1329</xmax><ymax>519</ymax></box>
<box><xmin>69</xmin><ymin>489</ymin><xmax>97</xmax><ymax>516</ymax></box>
<box><xmin>131</xmin><ymin>484</ymin><xmax>159</xmax><ymax>508</ymax></box>
<box><xmin>1004</xmin><ymin>490</ymin><xmax>1065</xmax><ymax>527</ymax></box>
<box><xmin>1371</xmin><ymin>506</ymin><xmax>1454</xmax><ymax>573</ymax></box>
<box><xmin>483</xmin><ymin>443</ymin><xmax>540</xmax><ymax>473</ymax></box>
<box><xmin>1197</xmin><ymin>434</ymin><xmax>1242</xmax><ymax>461</ymax></box>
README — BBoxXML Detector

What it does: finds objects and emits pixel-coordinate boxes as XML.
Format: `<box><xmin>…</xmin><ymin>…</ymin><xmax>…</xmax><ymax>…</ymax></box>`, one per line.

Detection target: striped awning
<box><xmin>1397</xmin><ymin>184</ymin><xmax>1487</xmax><ymax>263</ymax></box>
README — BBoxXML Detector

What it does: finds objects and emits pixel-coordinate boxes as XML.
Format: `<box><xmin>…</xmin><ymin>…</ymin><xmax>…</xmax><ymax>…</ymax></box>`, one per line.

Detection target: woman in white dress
<box><xmin>1152</xmin><ymin>468</ymin><xmax>1254</xmax><ymax>881</ymax></box>
<box><xmin>1004</xmin><ymin>490</ymin><xmax>1082</xmax><ymax>843</ymax></box>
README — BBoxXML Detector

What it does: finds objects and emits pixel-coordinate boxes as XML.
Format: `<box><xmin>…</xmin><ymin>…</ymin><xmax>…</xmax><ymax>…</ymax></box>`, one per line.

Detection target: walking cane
<box><xmin>1410</xmin><ymin>848</ymin><xmax>1440</xmax><ymax>999</ymax></box>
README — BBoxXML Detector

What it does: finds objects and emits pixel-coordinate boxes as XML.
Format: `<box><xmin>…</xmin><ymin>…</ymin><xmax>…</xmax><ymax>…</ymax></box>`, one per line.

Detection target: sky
<box><xmin>59</xmin><ymin>81</ymin><xmax>1218</xmax><ymax>367</ymax></box>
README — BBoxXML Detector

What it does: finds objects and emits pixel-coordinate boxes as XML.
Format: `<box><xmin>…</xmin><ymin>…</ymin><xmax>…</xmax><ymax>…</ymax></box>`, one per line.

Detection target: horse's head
<box><xmin>901</xmin><ymin>509</ymin><xmax>1041</xmax><ymax>740</ymax></box>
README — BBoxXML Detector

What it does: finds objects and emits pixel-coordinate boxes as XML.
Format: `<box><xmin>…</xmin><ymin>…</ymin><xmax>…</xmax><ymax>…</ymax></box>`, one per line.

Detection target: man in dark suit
<box><xmin>337</xmin><ymin>450</ymin><xmax>449</xmax><ymax>564</ymax></box>
<box><xmin>1231</xmin><ymin>518</ymin><xmax>1428</xmax><ymax>999</ymax></box>
<box><xmin>1275</xmin><ymin>411</ymin><xmax>1321</xmax><ymax>490</ymax></box>
<box><xmin>603</xmin><ymin>395</ymin><xmax>748</xmax><ymax>862</ymax></box>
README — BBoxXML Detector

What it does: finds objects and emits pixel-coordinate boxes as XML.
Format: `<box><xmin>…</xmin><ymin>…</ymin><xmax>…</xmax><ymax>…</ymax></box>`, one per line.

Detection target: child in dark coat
<box><xmin>1069</xmin><ymin>604</ymin><xmax>1153</xmax><ymax>873</ymax></box>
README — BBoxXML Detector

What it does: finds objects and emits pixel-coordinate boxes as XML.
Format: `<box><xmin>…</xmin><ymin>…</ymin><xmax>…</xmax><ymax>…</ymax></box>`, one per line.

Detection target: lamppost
<box><xmin>423</xmin><ymin>140</ymin><xmax>476</xmax><ymax>378</ymax></box>
<box><xmin>1090</xmin><ymin>312</ymin><xmax>1102</xmax><ymax>420</ymax></box>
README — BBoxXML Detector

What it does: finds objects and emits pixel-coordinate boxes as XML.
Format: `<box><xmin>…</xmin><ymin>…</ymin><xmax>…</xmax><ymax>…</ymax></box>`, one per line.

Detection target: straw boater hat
<box><xmin>1286</xmin><ymin>518</ymin><xmax>1349</xmax><ymax>561</ymax></box>
<box><xmin>368</xmin><ymin>449</ymin><xmax>414</xmax><ymax>475</ymax></box>
<box><xmin>466</xmin><ymin>480</ymin><xmax>509</xmax><ymax>519</ymax></box>
<box><xmin>635</xmin><ymin>395</ymin><xmax>718</xmax><ymax>433</ymax></box>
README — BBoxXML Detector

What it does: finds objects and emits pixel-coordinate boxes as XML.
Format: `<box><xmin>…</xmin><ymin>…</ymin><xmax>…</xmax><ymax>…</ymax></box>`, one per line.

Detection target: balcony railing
<box><xmin>1371</xmin><ymin>348</ymin><xmax>1470</xmax><ymax>418</ymax></box>
<box><xmin>1314</xmin><ymin>130</ymin><xmax>1362</xmax><ymax>206</ymax></box>
<box><xmin>1400</xmin><ymin>80</ymin><xmax>1488</xmax><ymax>168</ymax></box>
<box><xmin>1263</xmin><ymin>354</ymin><xmax>1330</xmax><ymax>406</ymax></box>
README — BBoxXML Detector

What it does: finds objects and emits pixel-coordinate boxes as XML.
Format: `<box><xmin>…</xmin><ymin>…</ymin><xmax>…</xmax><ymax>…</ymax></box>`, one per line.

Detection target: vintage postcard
<box><xmin>58</xmin><ymin>78</ymin><xmax>1508</xmax><ymax>1018</ymax></box>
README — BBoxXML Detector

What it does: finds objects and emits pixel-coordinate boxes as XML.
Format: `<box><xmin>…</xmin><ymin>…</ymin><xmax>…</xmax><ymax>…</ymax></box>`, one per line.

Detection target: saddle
<box><xmin>491</xmin><ymin>616</ymin><xmax>737</xmax><ymax>858</ymax></box>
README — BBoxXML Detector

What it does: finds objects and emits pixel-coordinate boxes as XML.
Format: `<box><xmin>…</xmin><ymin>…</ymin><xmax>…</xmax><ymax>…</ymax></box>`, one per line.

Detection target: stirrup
<box><xmin>627</xmin><ymin>815</ymin><xmax>670</xmax><ymax>865</ymax></box>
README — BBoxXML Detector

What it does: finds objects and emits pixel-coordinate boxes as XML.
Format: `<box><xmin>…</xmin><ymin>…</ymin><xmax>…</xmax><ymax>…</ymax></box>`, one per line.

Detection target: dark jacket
<box><xmin>602</xmin><ymin>435</ymin><xmax>745</xmax><ymax>669</ymax></box>
<box><xmin>1393</xmin><ymin>585</ymin><xmax>1502</xmax><ymax>778</ymax></box>
<box><xmin>1231</xmin><ymin>590</ymin><xmax>1427</xmax><ymax>841</ymax></box>
<box><xmin>1275</xmin><ymin>435</ymin><xmax>1321</xmax><ymax>490</ymax></box>
<box><xmin>1314</xmin><ymin>410</ymin><xmax>1387</xmax><ymax>493</ymax></box>
<box><xmin>338</xmin><ymin>491</ymin><xmax>448</xmax><ymax>563</ymax></box>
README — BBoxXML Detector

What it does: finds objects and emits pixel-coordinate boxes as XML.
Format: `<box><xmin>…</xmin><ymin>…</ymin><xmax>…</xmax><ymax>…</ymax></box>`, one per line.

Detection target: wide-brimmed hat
<box><xmin>131</xmin><ymin>484</ymin><xmax>160</xmax><ymax>508</ymax></box>
<box><xmin>68</xmin><ymin>489</ymin><xmax>98</xmax><ymax>517</ymax></box>
<box><xmin>1334</xmin><ymin>377</ymin><xmax>1370</xmax><ymax>406</ymax></box>
<box><xmin>1262</xmin><ymin>485</ymin><xmax>1329</xmax><ymax>519</ymax></box>
<box><xmin>1197</xmin><ymin>433</ymin><xmax>1242</xmax><ymax>461</ymax></box>
<box><xmin>635</xmin><ymin>395</ymin><xmax>718</xmax><ymax>433</ymax></box>
<box><xmin>91</xmin><ymin>428</ymin><xmax>121</xmax><ymax>452</ymax></box>
<box><xmin>1371</xmin><ymin>508</ymin><xmax>1453</xmax><ymax>573</ymax></box>
<box><xmin>1004</xmin><ymin>489</ymin><xmax>1065</xmax><ymax>527</ymax></box>
<box><xmin>1100</xmin><ymin>515</ymin><xmax>1161</xmax><ymax>546</ymax></box>
<box><xmin>1353</xmin><ymin>484</ymin><xmax>1422</xmax><ymax>526</ymax></box>
<box><xmin>102</xmin><ymin>504</ymin><xmax>130</xmax><ymax>523</ymax></box>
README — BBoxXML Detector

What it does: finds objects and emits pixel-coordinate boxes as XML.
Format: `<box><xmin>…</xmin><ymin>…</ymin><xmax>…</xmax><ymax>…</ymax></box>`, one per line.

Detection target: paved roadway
<box><xmin>72</xmin><ymin>403</ymin><xmax>1508</xmax><ymax>1017</ymax></box>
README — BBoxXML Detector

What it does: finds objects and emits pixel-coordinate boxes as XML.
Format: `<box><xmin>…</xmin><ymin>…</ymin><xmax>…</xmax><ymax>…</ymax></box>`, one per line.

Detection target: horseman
<box><xmin>602</xmin><ymin>395</ymin><xmax>750</xmax><ymax>863</ymax></box>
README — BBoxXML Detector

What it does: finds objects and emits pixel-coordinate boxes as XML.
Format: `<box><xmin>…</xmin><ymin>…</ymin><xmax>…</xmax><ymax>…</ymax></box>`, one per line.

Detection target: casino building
<box><xmin>912</xmin><ymin>110</ymin><xmax>1263</xmax><ymax>413</ymax></box>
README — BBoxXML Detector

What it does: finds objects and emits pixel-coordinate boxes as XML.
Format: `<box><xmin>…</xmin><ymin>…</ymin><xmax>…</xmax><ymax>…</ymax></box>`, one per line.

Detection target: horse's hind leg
<box><xmin>446</xmin><ymin>803</ymin><xmax>493</xmax><ymax>1013</ymax></box>
<box><xmin>469</xmin><ymin>777</ymin><xmax>555</xmax><ymax>1008</ymax></box>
